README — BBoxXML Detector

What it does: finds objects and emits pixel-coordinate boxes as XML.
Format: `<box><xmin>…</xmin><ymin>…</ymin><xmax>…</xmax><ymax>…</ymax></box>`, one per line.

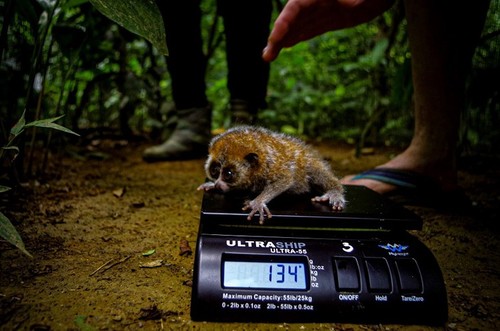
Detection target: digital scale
<box><xmin>191</xmin><ymin>185</ymin><xmax>447</xmax><ymax>325</ymax></box>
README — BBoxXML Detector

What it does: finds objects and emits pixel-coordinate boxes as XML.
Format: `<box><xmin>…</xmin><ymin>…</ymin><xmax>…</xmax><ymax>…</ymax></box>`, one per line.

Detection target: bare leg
<box><xmin>341</xmin><ymin>0</ymin><xmax>489</xmax><ymax>193</ymax></box>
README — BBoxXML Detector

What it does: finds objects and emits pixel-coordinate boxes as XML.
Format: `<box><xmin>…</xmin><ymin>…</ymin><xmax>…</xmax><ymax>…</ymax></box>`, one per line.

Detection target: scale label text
<box><xmin>226</xmin><ymin>240</ymin><xmax>306</xmax><ymax>249</ymax></box>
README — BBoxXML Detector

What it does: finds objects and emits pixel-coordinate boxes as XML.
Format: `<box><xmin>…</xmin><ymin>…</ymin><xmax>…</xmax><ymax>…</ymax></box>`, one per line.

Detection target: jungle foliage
<box><xmin>2</xmin><ymin>1</ymin><xmax>499</xmax><ymax>157</ymax></box>
<box><xmin>0</xmin><ymin>0</ymin><xmax>499</xmax><ymax>254</ymax></box>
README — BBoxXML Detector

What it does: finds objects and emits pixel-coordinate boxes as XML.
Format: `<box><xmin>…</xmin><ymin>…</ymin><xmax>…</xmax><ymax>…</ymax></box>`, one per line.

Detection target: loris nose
<box><xmin>214</xmin><ymin>180</ymin><xmax>230</xmax><ymax>192</ymax></box>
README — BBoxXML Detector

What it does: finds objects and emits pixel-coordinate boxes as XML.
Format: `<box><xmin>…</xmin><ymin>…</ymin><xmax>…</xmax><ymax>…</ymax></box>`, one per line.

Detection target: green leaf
<box><xmin>36</xmin><ymin>0</ymin><xmax>57</xmax><ymax>11</ymax></box>
<box><xmin>26</xmin><ymin>114</ymin><xmax>65</xmax><ymax>124</ymax></box>
<box><xmin>2</xmin><ymin>146</ymin><xmax>20</xmax><ymax>153</ymax></box>
<box><xmin>1</xmin><ymin>146</ymin><xmax>20</xmax><ymax>161</ymax></box>
<box><xmin>25</xmin><ymin>116</ymin><xmax>80</xmax><ymax>136</ymax></box>
<box><xmin>0</xmin><ymin>186</ymin><xmax>11</xmax><ymax>194</ymax></box>
<box><xmin>10</xmin><ymin>111</ymin><xmax>26</xmax><ymax>137</ymax></box>
<box><xmin>142</xmin><ymin>249</ymin><xmax>156</xmax><ymax>256</ymax></box>
<box><xmin>62</xmin><ymin>0</ymin><xmax>89</xmax><ymax>10</ymax></box>
<box><xmin>89</xmin><ymin>0</ymin><xmax>168</xmax><ymax>55</ymax></box>
<box><xmin>74</xmin><ymin>315</ymin><xmax>96</xmax><ymax>331</ymax></box>
<box><xmin>359</xmin><ymin>38</ymin><xmax>389</xmax><ymax>67</ymax></box>
<box><xmin>0</xmin><ymin>211</ymin><xmax>33</xmax><ymax>258</ymax></box>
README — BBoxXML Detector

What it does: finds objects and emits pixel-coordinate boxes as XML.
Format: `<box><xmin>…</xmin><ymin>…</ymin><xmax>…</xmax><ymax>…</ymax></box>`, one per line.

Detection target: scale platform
<box><xmin>191</xmin><ymin>185</ymin><xmax>447</xmax><ymax>325</ymax></box>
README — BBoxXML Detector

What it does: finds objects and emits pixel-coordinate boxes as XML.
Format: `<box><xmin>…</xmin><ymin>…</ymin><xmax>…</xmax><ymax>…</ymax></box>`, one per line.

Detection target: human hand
<box><xmin>262</xmin><ymin>0</ymin><xmax>394</xmax><ymax>62</ymax></box>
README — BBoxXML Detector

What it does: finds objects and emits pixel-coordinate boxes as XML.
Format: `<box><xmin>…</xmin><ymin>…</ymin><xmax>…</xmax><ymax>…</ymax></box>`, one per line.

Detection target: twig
<box><xmin>89</xmin><ymin>256</ymin><xmax>131</xmax><ymax>276</ymax></box>
<box><xmin>89</xmin><ymin>258</ymin><xmax>114</xmax><ymax>276</ymax></box>
<box><xmin>102</xmin><ymin>255</ymin><xmax>131</xmax><ymax>273</ymax></box>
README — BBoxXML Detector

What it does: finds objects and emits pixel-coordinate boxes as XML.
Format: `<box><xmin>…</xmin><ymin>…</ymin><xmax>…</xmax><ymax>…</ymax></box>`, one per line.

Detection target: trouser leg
<box><xmin>144</xmin><ymin>0</ymin><xmax>212</xmax><ymax>161</ymax></box>
<box><xmin>218</xmin><ymin>0</ymin><xmax>273</xmax><ymax>124</ymax></box>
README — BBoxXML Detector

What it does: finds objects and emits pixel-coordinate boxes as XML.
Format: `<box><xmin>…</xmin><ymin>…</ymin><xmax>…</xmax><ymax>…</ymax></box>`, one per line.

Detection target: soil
<box><xmin>0</xmin><ymin>139</ymin><xmax>499</xmax><ymax>331</ymax></box>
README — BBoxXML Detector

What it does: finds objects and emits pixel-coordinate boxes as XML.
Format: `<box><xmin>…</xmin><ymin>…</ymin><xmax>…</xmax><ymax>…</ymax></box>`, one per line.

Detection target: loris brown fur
<box><xmin>197</xmin><ymin>126</ymin><xmax>345</xmax><ymax>223</ymax></box>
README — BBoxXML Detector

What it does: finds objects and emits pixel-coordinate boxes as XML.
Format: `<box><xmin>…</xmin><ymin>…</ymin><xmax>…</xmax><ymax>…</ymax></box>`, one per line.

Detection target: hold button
<box><xmin>365</xmin><ymin>258</ymin><xmax>392</xmax><ymax>292</ymax></box>
<box><xmin>395</xmin><ymin>259</ymin><xmax>422</xmax><ymax>293</ymax></box>
<box><xmin>333</xmin><ymin>257</ymin><xmax>360</xmax><ymax>292</ymax></box>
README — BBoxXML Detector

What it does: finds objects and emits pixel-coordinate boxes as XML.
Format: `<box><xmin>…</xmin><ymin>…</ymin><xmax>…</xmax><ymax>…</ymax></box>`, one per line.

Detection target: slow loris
<box><xmin>197</xmin><ymin>126</ymin><xmax>345</xmax><ymax>223</ymax></box>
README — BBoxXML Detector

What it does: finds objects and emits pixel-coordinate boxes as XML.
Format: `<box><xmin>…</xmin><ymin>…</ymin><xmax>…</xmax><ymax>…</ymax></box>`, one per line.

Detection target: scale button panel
<box><xmin>365</xmin><ymin>258</ymin><xmax>392</xmax><ymax>292</ymax></box>
<box><xmin>191</xmin><ymin>232</ymin><xmax>447</xmax><ymax>324</ymax></box>
<box><xmin>333</xmin><ymin>257</ymin><xmax>361</xmax><ymax>292</ymax></box>
<box><xmin>395</xmin><ymin>259</ymin><xmax>422</xmax><ymax>293</ymax></box>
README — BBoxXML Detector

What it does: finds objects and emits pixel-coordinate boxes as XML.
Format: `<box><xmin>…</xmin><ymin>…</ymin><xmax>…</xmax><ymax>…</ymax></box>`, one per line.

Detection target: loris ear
<box><xmin>244</xmin><ymin>153</ymin><xmax>259</xmax><ymax>167</ymax></box>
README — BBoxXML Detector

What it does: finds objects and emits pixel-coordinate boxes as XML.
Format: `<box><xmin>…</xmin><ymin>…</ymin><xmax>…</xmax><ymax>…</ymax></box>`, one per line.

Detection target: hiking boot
<box><xmin>142</xmin><ymin>105</ymin><xmax>212</xmax><ymax>162</ymax></box>
<box><xmin>229</xmin><ymin>99</ymin><xmax>257</xmax><ymax>125</ymax></box>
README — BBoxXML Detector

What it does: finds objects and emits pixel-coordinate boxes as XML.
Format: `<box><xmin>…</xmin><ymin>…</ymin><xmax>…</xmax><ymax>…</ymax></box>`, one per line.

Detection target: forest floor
<box><xmin>0</xmin><ymin>138</ymin><xmax>499</xmax><ymax>331</ymax></box>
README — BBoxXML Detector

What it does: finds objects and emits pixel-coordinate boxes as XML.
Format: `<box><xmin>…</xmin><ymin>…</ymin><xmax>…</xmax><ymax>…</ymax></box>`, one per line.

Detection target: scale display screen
<box><xmin>222</xmin><ymin>256</ymin><xmax>309</xmax><ymax>290</ymax></box>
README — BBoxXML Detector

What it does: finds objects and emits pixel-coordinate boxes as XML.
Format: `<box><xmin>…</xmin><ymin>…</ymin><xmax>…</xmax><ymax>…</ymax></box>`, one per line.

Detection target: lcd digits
<box><xmin>223</xmin><ymin>261</ymin><xmax>308</xmax><ymax>290</ymax></box>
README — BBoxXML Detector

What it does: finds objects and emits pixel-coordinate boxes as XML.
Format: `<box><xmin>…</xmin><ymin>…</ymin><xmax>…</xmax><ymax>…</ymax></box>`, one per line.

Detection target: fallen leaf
<box><xmin>138</xmin><ymin>305</ymin><xmax>163</xmax><ymax>320</ymax></box>
<box><xmin>142</xmin><ymin>249</ymin><xmax>156</xmax><ymax>256</ymax></box>
<box><xmin>113</xmin><ymin>187</ymin><xmax>126</xmax><ymax>198</ymax></box>
<box><xmin>360</xmin><ymin>147</ymin><xmax>375</xmax><ymax>155</ymax></box>
<box><xmin>179</xmin><ymin>239</ymin><xmax>192</xmax><ymax>256</ymax></box>
<box><xmin>139</xmin><ymin>259</ymin><xmax>163</xmax><ymax>268</ymax></box>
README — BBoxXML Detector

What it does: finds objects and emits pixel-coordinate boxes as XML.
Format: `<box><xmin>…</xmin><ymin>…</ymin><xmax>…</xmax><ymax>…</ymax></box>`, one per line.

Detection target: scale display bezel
<box><xmin>222</xmin><ymin>254</ymin><xmax>310</xmax><ymax>291</ymax></box>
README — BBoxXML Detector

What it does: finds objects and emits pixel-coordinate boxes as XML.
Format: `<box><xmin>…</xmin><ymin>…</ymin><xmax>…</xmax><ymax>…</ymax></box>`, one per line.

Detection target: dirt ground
<box><xmin>0</xmin><ymin>139</ymin><xmax>499</xmax><ymax>331</ymax></box>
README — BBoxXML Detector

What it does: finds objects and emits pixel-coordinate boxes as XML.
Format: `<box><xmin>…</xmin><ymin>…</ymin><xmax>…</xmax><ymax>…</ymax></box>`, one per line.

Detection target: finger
<box><xmin>264</xmin><ymin>206</ymin><xmax>272</xmax><ymax>219</ymax></box>
<box><xmin>262</xmin><ymin>0</ymin><xmax>303</xmax><ymax>62</ymax></box>
<box><xmin>262</xmin><ymin>20</ymin><xmax>289</xmax><ymax>61</ymax></box>
<box><xmin>247</xmin><ymin>209</ymin><xmax>257</xmax><ymax>220</ymax></box>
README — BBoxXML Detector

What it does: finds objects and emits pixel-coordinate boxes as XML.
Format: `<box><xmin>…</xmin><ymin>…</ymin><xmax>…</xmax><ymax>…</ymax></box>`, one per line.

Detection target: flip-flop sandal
<box><xmin>351</xmin><ymin>167</ymin><xmax>472</xmax><ymax>211</ymax></box>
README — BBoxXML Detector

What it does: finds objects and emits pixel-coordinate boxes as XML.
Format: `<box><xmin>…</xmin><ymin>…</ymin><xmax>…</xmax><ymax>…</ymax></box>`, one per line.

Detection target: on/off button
<box><xmin>333</xmin><ymin>257</ymin><xmax>361</xmax><ymax>292</ymax></box>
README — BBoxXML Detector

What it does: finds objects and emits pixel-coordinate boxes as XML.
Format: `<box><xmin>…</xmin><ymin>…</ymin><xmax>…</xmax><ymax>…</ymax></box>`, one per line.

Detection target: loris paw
<box><xmin>311</xmin><ymin>190</ymin><xmax>346</xmax><ymax>211</ymax></box>
<box><xmin>242</xmin><ymin>199</ymin><xmax>272</xmax><ymax>224</ymax></box>
<box><xmin>197</xmin><ymin>182</ymin><xmax>215</xmax><ymax>191</ymax></box>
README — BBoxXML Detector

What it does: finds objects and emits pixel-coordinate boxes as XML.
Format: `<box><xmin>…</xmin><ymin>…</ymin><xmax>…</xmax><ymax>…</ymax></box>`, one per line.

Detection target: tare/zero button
<box><xmin>395</xmin><ymin>258</ymin><xmax>423</xmax><ymax>293</ymax></box>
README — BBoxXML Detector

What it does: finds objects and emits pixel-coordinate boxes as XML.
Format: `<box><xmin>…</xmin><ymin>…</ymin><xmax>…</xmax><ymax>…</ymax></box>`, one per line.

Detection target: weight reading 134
<box><xmin>223</xmin><ymin>261</ymin><xmax>308</xmax><ymax>290</ymax></box>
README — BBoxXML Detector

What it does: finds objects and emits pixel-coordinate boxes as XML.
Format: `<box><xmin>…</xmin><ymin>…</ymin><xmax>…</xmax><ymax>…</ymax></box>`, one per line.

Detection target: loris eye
<box><xmin>209</xmin><ymin>162</ymin><xmax>221</xmax><ymax>178</ymax></box>
<box><xmin>222</xmin><ymin>168</ymin><xmax>235</xmax><ymax>182</ymax></box>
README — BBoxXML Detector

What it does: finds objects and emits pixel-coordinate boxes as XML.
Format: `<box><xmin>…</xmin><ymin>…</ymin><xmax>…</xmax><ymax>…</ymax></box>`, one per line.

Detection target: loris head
<box><xmin>203</xmin><ymin>131</ymin><xmax>261</xmax><ymax>193</ymax></box>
